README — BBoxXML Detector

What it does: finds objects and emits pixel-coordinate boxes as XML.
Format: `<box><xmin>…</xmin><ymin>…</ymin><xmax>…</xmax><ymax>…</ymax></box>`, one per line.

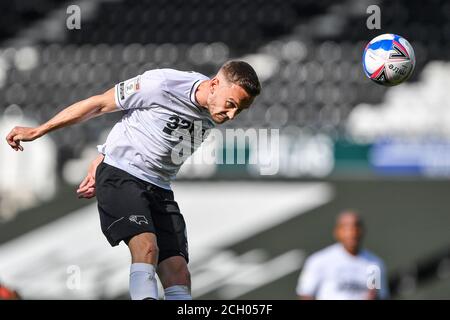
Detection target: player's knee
<box><xmin>140</xmin><ymin>240</ymin><xmax>159</xmax><ymax>257</ymax></box>
<box><xmin>128</xmin><ymin>234</ymin><xmax>159</xmax><ymax>263</ymax></box>
<box><xmin>133</xmin><ymin>245</ymin><xmax>159</xmax><ymax>263</ymax></box>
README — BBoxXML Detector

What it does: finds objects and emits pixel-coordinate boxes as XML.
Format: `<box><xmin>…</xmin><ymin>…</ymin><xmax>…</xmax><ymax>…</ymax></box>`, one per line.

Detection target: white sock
<box><xmin>164</xmin><ymin>285</ymin><xmax>192</xmax><ymax>300</ymax></box>
<box><xmin>129</xmin><ymin>263</ymin><xmax>158</xmax><ymax>300</ymax></box>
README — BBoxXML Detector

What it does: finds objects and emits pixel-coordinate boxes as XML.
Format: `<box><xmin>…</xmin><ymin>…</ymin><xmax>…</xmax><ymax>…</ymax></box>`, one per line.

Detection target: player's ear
<box><xmin>210</xmin><ymin>77</ymin><xmax>219</xmax><ymax>93</ymax></box>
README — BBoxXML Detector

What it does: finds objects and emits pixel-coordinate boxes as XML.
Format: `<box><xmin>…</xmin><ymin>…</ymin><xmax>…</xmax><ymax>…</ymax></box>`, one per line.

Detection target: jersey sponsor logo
<box><xmin>129</xmin><ymin>215</ymin><xmax>149</xmax><ymax>225</ymax></box>
<box><xmin>119</xmin><ymin>76</ymin><xmax>140</xmax><ymax>101</ymax></box>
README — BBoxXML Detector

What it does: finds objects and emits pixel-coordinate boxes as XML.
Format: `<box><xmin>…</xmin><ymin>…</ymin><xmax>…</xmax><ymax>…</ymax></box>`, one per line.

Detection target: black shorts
<box><xmin>95</xmin><ymin>161</ymin><xmax>189</xmax><ymax>264</ymax></box>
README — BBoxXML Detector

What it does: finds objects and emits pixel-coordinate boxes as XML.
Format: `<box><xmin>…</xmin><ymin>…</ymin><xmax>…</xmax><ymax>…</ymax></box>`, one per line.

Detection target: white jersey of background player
<box><xmin>296</xmin><ymin>211</ymin><xmax>389</xmax><ymax>300</ymax></box>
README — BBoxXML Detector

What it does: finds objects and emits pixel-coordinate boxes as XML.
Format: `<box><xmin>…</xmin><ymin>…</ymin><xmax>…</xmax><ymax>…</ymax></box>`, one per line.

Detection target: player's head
<box><xmin>206</xmin><ymin>60</ymin><xmax>261</xmax><ymax>124</ymax></box>
<box><xmin>334</xmin><ymin>210</ymin><xmax>364</xmax><ymax>255</ymax></box>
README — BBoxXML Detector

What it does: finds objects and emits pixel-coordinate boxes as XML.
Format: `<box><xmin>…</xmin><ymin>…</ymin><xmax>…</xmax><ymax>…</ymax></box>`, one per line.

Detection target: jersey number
<box><xmin>163</xmin><ymin>116</ymin><xmax>191</xmax><ymax>133</ymax></box>
<box><xmin>163</xmin><ymin>116</ymin><xmax>205</xmax><ymax>137</ymax></box>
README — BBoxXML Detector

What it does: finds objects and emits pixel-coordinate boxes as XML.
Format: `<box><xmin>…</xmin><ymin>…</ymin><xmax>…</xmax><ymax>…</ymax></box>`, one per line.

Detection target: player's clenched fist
<box><xmin>77</xmin><ymin>154</ymin><xmax>104</xmax><ymax>199</ymax></box>
<box><xmin>5</xmin><ymin>126</ymin><xmax>41</xmax><ymax>151</ymax></box>
<box><xmin>77</xmin><ymin>175</ymin><xmax>96</xmax><ymax>199</ymax></box>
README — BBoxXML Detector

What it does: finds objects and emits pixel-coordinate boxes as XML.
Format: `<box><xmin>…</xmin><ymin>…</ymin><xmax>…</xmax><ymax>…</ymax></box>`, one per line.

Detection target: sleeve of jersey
<box><xmin>114</xmin><ymin>70</ymin><xmax>162</xmax><ymax>110</ymax></box>
<box><xmin>296</xmin><ymin>257</ymin><xmax>321</xmax><ymax>297</ymax></box>
<box><xmin>96</xmin><ymin>143</ymin><xmax>106</xmax><ymax>154</ymax></box>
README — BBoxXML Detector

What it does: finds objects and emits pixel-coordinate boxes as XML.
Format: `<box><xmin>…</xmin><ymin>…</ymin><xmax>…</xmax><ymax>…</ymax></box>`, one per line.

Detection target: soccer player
<box><xmin>296</xmin><ymin>210</ymin><xmax>389</xmax><ymax>300</ymax></box>
<box><xmin>5</xmin><ymin>61</ymin><xmax>261</xmax><ymax>300</ymax></box>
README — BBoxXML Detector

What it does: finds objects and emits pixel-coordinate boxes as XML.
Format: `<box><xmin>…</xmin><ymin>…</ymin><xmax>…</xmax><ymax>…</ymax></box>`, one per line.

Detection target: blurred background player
<box><xmin>296</xmin><ymin>210</ymin><xmax>389</xmax><ymax>300</ymax></box>
<box><xmin>5</xmin><ymin>61</ymin><xmax>260</xmax><ymax>300</ymax></box>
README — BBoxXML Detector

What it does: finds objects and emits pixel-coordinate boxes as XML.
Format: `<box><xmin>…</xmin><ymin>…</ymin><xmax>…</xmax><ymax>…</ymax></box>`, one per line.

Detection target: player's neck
<box><xmin>341</xmin><ymin>244</ymin><xmax>361</xmax><ymax>256</ymax></box>
<box><xmin>195</xmin><ymin>80</ymin><xmax>210</xmax><ymax>108</ymax></box>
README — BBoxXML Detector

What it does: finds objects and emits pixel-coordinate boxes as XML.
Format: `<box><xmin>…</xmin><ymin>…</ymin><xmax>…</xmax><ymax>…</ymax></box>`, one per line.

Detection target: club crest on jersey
<box><xmin>129</xmin><ymin>215</ymin><xmax>148</xmax><ymax>225</ymax></box>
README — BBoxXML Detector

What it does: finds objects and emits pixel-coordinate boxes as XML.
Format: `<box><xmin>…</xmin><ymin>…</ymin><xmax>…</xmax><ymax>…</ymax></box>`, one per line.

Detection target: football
<box><xmin>362</xmin><ymin>33</ymin><xmax>415</xmax><ymax>86</ymax></box>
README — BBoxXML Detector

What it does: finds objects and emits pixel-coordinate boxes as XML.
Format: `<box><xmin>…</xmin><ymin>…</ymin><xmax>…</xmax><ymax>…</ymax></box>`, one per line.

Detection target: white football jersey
<box><xmin>296</xmin><ymin>243</ymin><xmax>389</xmax><ymax>300</ymax></box>
<box><xmin>97</xmin><ymin>68</ymin><xmax>215</xmax><ymax>190</ymax></box>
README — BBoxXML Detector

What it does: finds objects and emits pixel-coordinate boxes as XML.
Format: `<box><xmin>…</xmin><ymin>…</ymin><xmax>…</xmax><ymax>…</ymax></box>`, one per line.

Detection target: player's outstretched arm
<box><xmin>77</xmin><ymin>153</ymin><xmax>105</xmax><ymax>199</ymax></box>
<box><xmin>5</xmin><ymin>88</ymin><xmax>117</xmax><ymax>151</ymax></box>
